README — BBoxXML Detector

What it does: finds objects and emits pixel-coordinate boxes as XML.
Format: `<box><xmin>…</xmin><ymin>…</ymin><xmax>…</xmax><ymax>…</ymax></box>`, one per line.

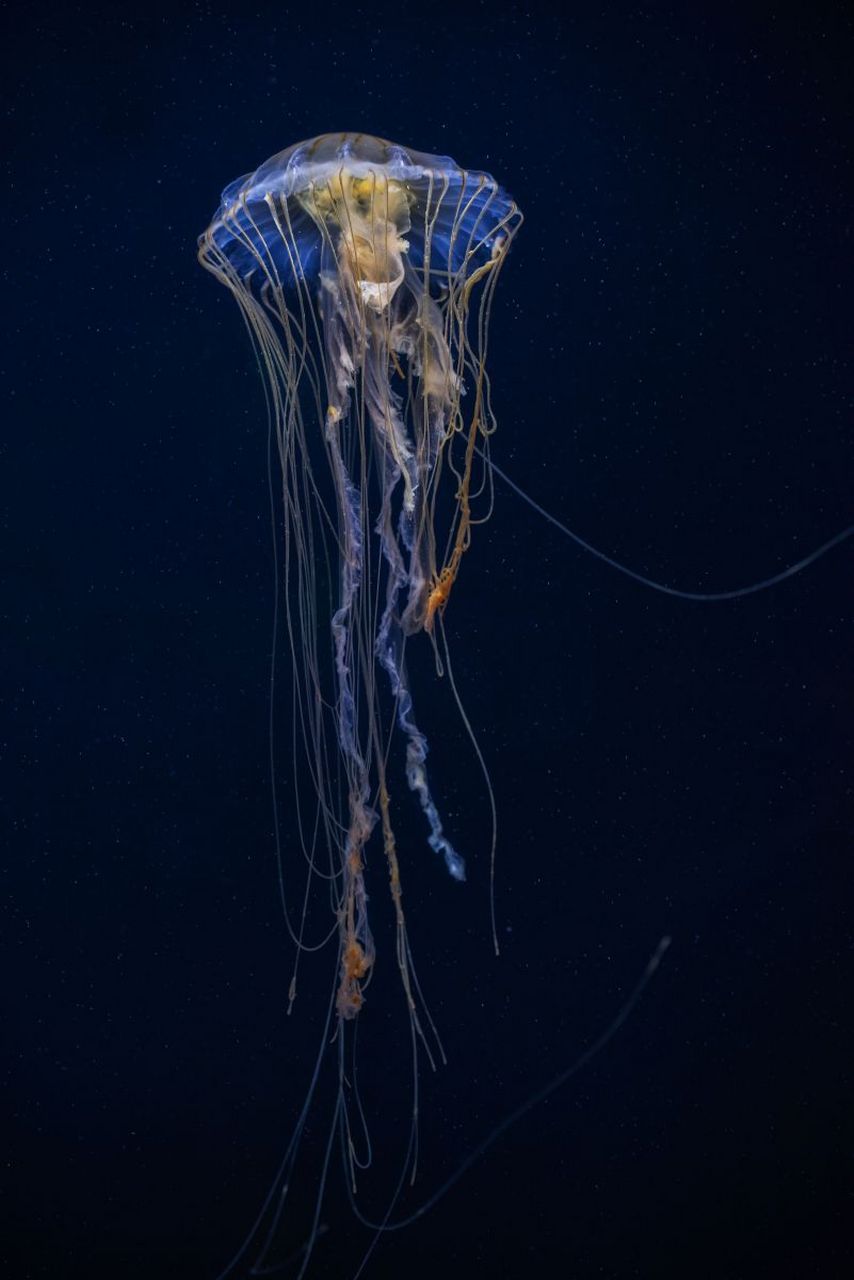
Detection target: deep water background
<box><xmin>4</xmin><ymin>2</ymin><xmax>852</xmax><ymax>1277</ymax></box>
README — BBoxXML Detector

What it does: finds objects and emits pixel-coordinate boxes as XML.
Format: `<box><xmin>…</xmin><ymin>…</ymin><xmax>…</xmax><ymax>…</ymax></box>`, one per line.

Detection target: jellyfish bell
<box><xmin>201</xmin><ymin>131</ymin><xmax>516</xmax><ymax>289</ymax></box>
<box><xmin>198</xmin><ymin>132</ymin><xmax>520</xmax><ymax>1269</ymax></box>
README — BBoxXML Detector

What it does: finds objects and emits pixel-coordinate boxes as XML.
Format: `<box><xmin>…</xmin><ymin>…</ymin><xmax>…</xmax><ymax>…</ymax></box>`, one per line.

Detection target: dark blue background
<box><xmin>4</xmin><ymin>1</ymin><xmax>852</xmax><ymax>1277</ymax></box>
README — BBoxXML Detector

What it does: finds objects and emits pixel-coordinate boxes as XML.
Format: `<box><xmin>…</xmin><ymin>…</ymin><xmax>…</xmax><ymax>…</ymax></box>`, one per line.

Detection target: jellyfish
<box><xmin>199</xmin><ymin>132</ymin><xmax>522</xmax><ymax>1264</ymax></box>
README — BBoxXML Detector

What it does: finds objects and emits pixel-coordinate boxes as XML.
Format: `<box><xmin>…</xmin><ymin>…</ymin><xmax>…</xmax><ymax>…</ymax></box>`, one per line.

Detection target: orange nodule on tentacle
<box><xmin>336</xmin><ymin>939</ymin><xmax>372</xmax><ymax>1020</ymax></box>
<box><xmin>424</xmin><ymin>569</ymin><xmax>454</xmax><ymax>632</ymax></box>
<box><xmin>344</xmin><ymin>939</ymin><xmax>371</xmax><ymax>981</ymax></box>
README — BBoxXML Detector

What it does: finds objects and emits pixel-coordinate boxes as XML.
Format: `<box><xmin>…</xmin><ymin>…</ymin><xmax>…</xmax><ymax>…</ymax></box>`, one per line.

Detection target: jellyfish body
<box><xmin>199</xmin><ymin>132</ymin><xmax>520</xmax><ymax>1039</ymax></box>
